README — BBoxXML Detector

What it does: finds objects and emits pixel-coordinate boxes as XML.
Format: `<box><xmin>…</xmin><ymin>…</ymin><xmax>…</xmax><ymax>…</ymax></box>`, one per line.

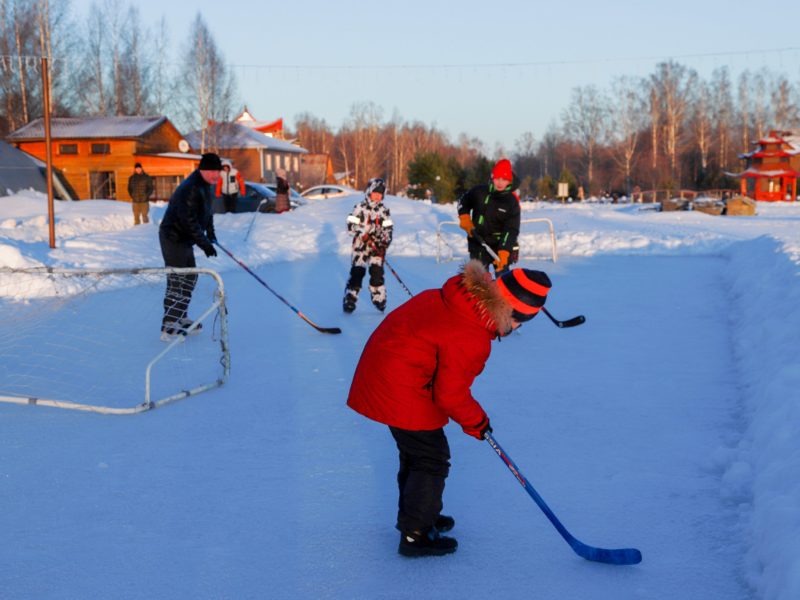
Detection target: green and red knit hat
<box><xmin>496</xmin><ymin>269</ymin><xmax>551</xmax><ymax>322</ymax></box>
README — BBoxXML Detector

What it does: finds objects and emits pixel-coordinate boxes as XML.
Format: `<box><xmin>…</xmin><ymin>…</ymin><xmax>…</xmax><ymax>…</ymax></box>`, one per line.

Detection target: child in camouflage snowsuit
<box><xmin>344</xmin><ymin>178</ymin><xmax>393</xmax><ymax>313</ymax></box>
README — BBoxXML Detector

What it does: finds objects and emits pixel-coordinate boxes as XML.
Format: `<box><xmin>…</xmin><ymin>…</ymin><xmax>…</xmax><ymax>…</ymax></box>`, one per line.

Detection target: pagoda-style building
<box><xmin>731</xmin><ymin>130</ymin><xmax>799</xmax><ymax>201</ymax></box>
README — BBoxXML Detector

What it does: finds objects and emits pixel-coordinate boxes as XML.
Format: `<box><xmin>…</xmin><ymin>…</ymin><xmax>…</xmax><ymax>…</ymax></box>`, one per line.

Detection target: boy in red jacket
<box><xmin>347</xmin><ymin>260</ymin><xmax>551</xmax><ymax>557</ymax></box>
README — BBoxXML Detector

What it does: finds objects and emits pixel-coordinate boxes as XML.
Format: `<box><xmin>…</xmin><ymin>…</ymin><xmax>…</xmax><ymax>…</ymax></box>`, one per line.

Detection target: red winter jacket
<box><xmin>347</xmin><ymin>261</ymin><xmax>514</xmax><ymax>433</ymax></box>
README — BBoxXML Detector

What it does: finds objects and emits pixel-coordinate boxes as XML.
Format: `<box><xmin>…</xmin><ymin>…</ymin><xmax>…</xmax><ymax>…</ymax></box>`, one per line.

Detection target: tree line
<box><xmin>2</xmin><ymin>0</ymin><xmax>799</xmax><ymax>200</ymax></box>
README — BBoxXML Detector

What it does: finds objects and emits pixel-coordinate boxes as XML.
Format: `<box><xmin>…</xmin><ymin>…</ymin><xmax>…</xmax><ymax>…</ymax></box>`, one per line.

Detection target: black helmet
<box><xmin>365</xmin><ymin>178</ymin><xmax>386</xmax><ymax>197</ymax></box>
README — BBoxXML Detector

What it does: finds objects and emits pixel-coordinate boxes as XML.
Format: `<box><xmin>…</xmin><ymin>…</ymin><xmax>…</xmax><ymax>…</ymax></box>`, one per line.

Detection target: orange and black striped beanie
<box><xmin>496</xmin><ymin>269</ymin><xmax>551</xmax><ymax>322</ymax></box>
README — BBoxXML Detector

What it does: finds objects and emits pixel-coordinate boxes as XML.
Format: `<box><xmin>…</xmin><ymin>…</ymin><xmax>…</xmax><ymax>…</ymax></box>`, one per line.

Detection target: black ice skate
<box><xmin>398</xmin><ymin>527</ymin><xmax>458</xmax><ymax>558</ymax></box>
<box><xmin>343</xmin><ymin>288</ymin><xmax>359</xmax><ymax>313</ymax></box>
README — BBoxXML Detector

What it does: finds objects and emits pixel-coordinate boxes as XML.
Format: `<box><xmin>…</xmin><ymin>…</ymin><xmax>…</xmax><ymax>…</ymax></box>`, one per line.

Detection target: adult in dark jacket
<box><xmin>347</xmin><ymin>260</ymin><xmax>552</xmax><ymax>557</ymax></box>
<box><xmin>274</xmin><ymin>168</ymin><xmax>291</xmax><ymax>214</ymax></box>
<box><xmin>158</xmin><ymin>152</ymin><xmax>222</xmax><ymax>341</ymax></box>
<box><xmin>457</xmin><ymin>158</ymin><xmax>521</xmax><ymax>274</ymax></box>
<box><xmin>127</xmin><ymin>162</ymin><xmax>154</xmax><ymax>225</ymax></box>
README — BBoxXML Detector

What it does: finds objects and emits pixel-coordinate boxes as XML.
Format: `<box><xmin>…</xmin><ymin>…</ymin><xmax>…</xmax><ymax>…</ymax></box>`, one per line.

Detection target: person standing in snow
<box><xmin>457</xmin><ymin>158</ymin><xmax>521</xmax><ymax>274</ymax></box>
<box><xmin>127</xmin><ymin>162</ymin><xmax>154</xmax><ymax>225</ymax></box>
<box><xmin>343</xmin><ymin>178</ymin><xmax>393</xmax><ymax>313</ymax></box>
<box><xmin>215</xmin><ymin>161</ymin><xmax>245</xmax><ymax>213</ymax></box>
<box><xmin>274</xmin><ymin>168</ymin><xmax>291</xmax><ymax>214</ymax></box>
<box><xmin>347</xmin><ymin>260</ymin><xmax>551</xmax><ymax>557</ymax></box>
<box><xmin>158</xmin><ymin>153</ymin><xmax>222</xmax><ymax>341</ymax></box>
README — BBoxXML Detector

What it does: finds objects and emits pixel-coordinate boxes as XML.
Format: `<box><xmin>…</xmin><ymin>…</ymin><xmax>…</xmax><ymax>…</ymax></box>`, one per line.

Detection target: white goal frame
<box><xmin>0</xmin><ymin>267</ymin><xmax>230</xmax><ymax>415</ymax></box>
<box><xmin>436</xmin><ymin>218</ymin><xmax>558</xmax><ymax>263</ymax></box>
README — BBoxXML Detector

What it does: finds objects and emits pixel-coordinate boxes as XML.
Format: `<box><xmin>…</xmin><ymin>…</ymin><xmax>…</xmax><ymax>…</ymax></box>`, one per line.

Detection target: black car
<box><xmin>213</xmin><ymin>182</ymin><xmax>304</xmax><ymax>214</ymax></box>
<box><xmin>212</xmin><ymin>182</ymin><xmax>277</xmax><ymax>214</ymax></box>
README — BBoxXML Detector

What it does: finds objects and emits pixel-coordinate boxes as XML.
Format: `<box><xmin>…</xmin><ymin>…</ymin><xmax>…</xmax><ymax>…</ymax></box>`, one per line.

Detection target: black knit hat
<box><xmin>198</xmin><ymin>153</ymin><xmax>223</xmax><ymax>171</ymax></box>
<box><xmin>496</xmin><ymin>269</ymin><xmax>551</xmax><ymax>322</ymax></box>
<box><xmin>134</xmin><ymin>162</ymin><xmax>142</xmax><ymax>169</ymax></box>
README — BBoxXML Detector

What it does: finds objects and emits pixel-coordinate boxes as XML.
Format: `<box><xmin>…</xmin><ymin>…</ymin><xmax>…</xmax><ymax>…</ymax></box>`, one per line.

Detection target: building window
<box><xmin>89</xmin><ymin>171</ymin><xmax>116</xmax><ymax>199</ymax></box>
<box><xmin>59</xmin><ymin>143</ymin><xmax>78</xmax><ymax>155</ymax></box>
<box><xmin>152</xmin><ymin>175</ymin><xmax>183</xmax><ymax>202</ymax></box>
<box><xmin>265</xmin><ymin>154</ymin><xmax>273</xmax><ymax>171</ymax></box>
<box><xmin>293</xmin><ymin>156</ymin><xmax>299</xmax><ymax>172</ymax></box>
<box><xmin>91</xmin><ymin>143</ymin><xmax>111</xmax><ymax>155</ymax></box>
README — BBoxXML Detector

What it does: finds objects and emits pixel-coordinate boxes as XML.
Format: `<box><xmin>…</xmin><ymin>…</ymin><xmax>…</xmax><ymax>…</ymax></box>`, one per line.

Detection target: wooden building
<box><xmin>297</xmin><ymin>153</ymin><xmax>336</xmax><ymax>191</ymax></box>
<box><xmin>6</xmin><ymin>116</ymin><xmax>200</xmax><ymax>201</ymax></box>
<box><xmin>731</xmin><ymin>130</ymin><xmax>799</xmax><ymax>201</ymax></box>
<box><xmin>186</xmin><ymin>121</ymin><xmax>308</xmax><ymax>185</ymax></box>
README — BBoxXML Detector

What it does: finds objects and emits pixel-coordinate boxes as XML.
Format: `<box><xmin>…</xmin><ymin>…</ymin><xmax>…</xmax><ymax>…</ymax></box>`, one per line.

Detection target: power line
<box><xmin>225</xmin><ymin>46</ymin><xmax>800</xmax><ymax>71</ymax></box>
<box><xmin>3</xmin><ymin>46</ymin><xmax>800</xmax><ymax>71</ymax></box>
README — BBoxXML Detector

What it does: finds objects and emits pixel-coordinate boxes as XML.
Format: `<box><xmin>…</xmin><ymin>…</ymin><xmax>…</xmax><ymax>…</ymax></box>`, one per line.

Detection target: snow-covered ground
<box><xmin>1</xmin><ymin>190</ymin><xmax>799</xmax><ymax>599</ymax></box>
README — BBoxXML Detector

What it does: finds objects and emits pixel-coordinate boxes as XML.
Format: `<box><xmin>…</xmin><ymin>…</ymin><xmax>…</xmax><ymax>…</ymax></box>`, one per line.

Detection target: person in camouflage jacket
<box><xmin>343</xmin><ymin>178</ymin><xmax>393</xmax><ymax>313</ymax></box>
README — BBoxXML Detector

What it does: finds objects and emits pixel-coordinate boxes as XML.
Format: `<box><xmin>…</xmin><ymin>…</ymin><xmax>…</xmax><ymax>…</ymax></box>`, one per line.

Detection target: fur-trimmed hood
<box><xmin>442</xmin><ymin>260</ymin><xmax>514</xmax><ymax>335</ymax></box>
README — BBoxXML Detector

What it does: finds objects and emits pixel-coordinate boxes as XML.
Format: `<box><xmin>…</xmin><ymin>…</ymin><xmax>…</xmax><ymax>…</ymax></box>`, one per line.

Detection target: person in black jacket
<box><xmin>127</xmin><ymin>163</ymin><xmax>154</xmax><ymax>225</ymax></box>
<box><xmin>158</xmin><ymin>153</ymin><xmax>223</xmax><ymax>341</ymax></box>
<box><xmin>457</xmin><ymin>158</ymin><xmax>520</xmax><ymax>274</ymax></box>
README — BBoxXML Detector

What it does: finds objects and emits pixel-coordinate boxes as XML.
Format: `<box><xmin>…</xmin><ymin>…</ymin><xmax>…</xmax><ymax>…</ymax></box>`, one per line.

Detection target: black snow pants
<box><xmin>389</xmin><ymin>426</ymin><xmax>451</xmax><ymax>534</ymax></box>
<box><xmin>159</xmin><ymin>230</ymin><xmax>197</xmax><ymax>329</ymax></box>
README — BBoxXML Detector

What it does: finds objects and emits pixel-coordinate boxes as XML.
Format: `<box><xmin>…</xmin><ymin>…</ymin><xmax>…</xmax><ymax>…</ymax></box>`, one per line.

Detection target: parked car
<box><xmin>300</xmin><ymin>184</ymin><xmax>359</xmax><ymax>200</ymax></box>
<box><xmin>212</xmin><ymin>182</ymin><xmax>301</xmax><ymax>214</ymax></box>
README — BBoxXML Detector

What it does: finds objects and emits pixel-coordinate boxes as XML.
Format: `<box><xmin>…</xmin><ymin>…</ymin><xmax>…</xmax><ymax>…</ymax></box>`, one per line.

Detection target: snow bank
<box><xmin>722</xmin><ymin>237</ymin><xmax>800</xmax><ymax>600</ymax></box>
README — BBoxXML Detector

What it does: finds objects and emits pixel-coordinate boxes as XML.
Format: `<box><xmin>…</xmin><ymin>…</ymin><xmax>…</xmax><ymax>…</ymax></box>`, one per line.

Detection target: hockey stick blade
<box><xmin>542</xmin><ymin>307</ymin><xmax>585</xmax><ymax>329</ymax></box>
<box><xmin>217</xmin><ymin>243</ymin><xmax>342</xmax><ymax>335</ymax></box>
<box><xmin>299</xmin><ymin>313</ymin><xmax>342</xmax><ymax>335</ymax></box>
<box><xmin>568</xmin><ymin>539</ymin><xmax>642</xmax><ymax>565</ymax></box>
<box><xmin>486</xmin><ymin>432</ymin><xmax>642</xmax><ymax>565</ymax></box>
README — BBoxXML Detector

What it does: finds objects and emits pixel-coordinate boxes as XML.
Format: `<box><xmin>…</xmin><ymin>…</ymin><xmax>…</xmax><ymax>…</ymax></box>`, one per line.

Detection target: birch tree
<box><xmin>650</xmin><ymin>61</ymin><xmax>697</xmax><ymax>185</ymax></box>
<box><xmin>174</xmin><ymin>13</ymin><xmax>236</xmax><ymax>150</ymax></box>
<box><xmin>607</xmin><ymin>76</ymin><xmax>646</xmax><ymax>193</ymax></box>
<box><xmin>710</xmin><ymin>67</ymin><xmax>734</xmax><ymax>171</ymax></box>
<box><xmin>562</xmin><ymin>84</ymin><xmax>608</xmax><ymax>194</ymax></box>
<box><xmin>689</xmin><ymin>79</ymin><xmax>712</xmax><ymax>176</ymax></box>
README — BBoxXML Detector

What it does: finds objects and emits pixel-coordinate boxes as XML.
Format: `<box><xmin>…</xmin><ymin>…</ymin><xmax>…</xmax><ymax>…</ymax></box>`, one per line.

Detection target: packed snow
<box><xmin>1</xmin><ymin>189</ymin><xmax>799</xmax><ymax>599</ymax></box>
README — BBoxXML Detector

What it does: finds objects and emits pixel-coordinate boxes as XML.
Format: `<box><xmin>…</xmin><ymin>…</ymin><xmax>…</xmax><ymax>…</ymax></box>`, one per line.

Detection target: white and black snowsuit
<box><xmin>344</xmin><ymin>197</ymin><xmax>393</xmax><ymax>311</ymax></box>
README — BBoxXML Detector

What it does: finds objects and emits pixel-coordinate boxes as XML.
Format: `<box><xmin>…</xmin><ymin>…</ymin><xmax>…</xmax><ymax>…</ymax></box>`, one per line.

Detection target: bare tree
<box><xmin>737</xmin><ymin>70</ymin><xmax>751</xmax><ymax>153</ymax></box>
<box><xmin>710</xmin><ymin>67</ymin><xmax>734</xmax><ymax>171</ymax></box>
<box><xmin>173</xmin><ymin>13</ymin><xmax>237</xmax><ymax>149</ymax></box>
<box><xmin>750</xmin><ymin>70</ymin><xmax>770</xmax><ymax>140</ymax></box>
<box><xmin>12</xmin><ymin>0</ymin><xmax>32</xmax><ymax>123</ymax></box>
<box><xmin>771</xmin><ymin>74</ymin><xmax>800</xmax><ymax>130</ymax></box>
<box><xmin>650</xmin><ymin>61</ymin><xmax>697</xmax><ymax>185</ymax></box>
<box><xmin>294</xmin><ymin>111</ymin><xmax>335</xmax><ymax>155</ymax></box>
<box><xmin>150</xmin><ymin>16</ymin><xmax>171</xmax><ymax>114</ymax></box>
<box><xmin>562</xmin><ymin>84</ymin><xmax>609</xmax><ymax>194</ymax></box>
<box><xmin>689</xmin><ymin>79</ymin><xmax>712</xmax><ymax>176</ymax></box>
<box><xmin>607</xmin><ymin>76</ymin><xmax>646</xmax><ymax>193</ymax></box>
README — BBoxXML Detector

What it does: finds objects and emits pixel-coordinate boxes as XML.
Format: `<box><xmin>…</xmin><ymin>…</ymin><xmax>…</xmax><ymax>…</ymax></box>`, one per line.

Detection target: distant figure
<box><xmin>127</xmin><ymin>162</ymin><xmax>154</xmax><ymax>225</ymax></box>
<box><xmin>457</xmin><ymin>158</ymin><xmax>520</xmax><ymax>275</ymax></box>
<box><xmin>343</xmin><ymin>178</ymin><xmax>393</xmax><ymax>313</ymax></box>
<box><xmin>215</xmin><ymin>161</ymin><xmax>245</xmax><ymax>213</ymax></box>
<box><xmin>158</xmin><ymin>153</ymin><xmax>222</xmax><ymax>341</ymax></box>
<box><xmin>274</xmin><ymin>168</ymin><xmax>290</xmax><ymax>214</ymax></box>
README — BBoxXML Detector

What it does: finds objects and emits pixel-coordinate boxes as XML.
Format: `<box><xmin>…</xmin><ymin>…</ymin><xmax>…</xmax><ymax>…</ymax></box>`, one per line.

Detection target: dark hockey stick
<box><xmin>215</xmin><ymin>242</ymin><xmax>342</xmax><ymax>334</ymax></box>
<box><xmin>472</xmin><ymin>232</ymin><xmax>585</xmax><ymax>328</ymax></box>
<box><xmin>485</xmin><ymin>431</ymin><xmax>642</xmax><ymax>565</ymax></box>
<box><xmin>541</xmin><ymin>307</ymin><xmax>586</xmax><ymax>328</ymax></box>
<box><xmin>363</xmin><ymin>237</ymin><xmax>414</xmax><ymax>298</ymax></box>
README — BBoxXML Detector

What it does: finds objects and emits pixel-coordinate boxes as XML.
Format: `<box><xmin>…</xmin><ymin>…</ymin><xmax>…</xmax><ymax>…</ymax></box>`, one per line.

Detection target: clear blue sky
<box><xmin>71</xmin><ymin>0</ymin><xmax>800</xmax><ymax>153</ymax></box>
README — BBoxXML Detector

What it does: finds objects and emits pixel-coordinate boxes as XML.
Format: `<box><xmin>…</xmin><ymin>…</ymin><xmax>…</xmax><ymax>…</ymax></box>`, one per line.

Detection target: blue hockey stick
<box><xmin>485</xmin><ymin>431</ymin><xmax>642</xmax><ymax>565</ymax></box>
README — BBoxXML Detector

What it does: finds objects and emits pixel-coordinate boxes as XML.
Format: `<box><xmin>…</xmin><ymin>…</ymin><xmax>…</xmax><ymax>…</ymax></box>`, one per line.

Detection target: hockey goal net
<box><xmin>0</xmin><ymin>267</ymin><xmax>230</xmax><ymax>414</ymax></box>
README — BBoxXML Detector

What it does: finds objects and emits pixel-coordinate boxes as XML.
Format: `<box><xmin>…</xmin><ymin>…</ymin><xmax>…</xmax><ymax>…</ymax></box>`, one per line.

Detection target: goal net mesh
<box><xmin>0</xmin><ymin>267</ymin><xmax>229</xmax><ymax>414</ymax></box>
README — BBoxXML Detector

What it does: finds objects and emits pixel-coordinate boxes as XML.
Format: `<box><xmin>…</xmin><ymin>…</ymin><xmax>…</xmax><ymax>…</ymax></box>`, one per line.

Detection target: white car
<box><xmin>300</xmin><ymin>184</ymin><xmax>359</xmax><ymax>200</ymax></box>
